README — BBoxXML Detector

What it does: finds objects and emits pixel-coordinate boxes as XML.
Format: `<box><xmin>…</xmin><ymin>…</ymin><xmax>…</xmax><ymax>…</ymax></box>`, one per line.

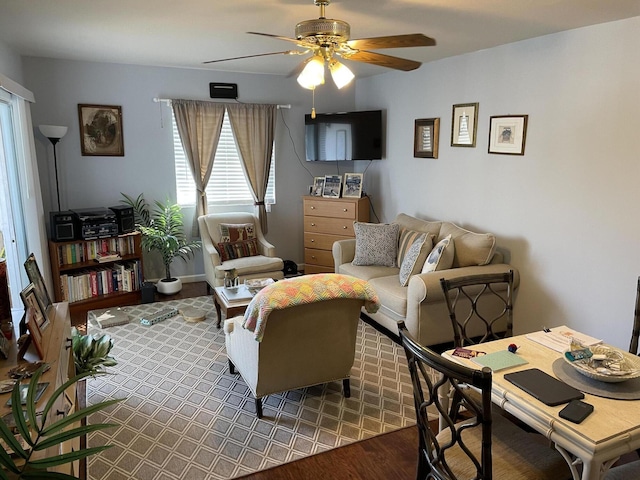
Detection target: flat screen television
<box><xmin>305</xmin><ymin>110</ymin><xmax>383</xmax><ymax>161</ymax></box>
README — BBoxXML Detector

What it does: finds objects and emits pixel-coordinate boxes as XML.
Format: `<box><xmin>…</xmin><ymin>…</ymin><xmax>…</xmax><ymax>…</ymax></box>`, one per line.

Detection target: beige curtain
<box><xmin>172</xmin><ymin>99</ymin><xmax>225</xmax><ymax>234</ymax></box>
<box><xmin>226</xmin><ymin>103</ymin><xmax>276</xmax><ymax>233</ymax></box>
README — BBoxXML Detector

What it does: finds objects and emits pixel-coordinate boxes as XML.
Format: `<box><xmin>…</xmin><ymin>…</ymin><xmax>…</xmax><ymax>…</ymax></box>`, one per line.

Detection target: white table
<box><xmin>444</xmin><ymin>335</ymin><xmax>640</xmax><ymax>480</ymax></box>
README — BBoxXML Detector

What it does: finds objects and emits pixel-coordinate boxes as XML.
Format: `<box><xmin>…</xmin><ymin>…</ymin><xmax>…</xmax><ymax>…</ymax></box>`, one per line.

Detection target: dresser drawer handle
<box><xmin>311</xmin><ymin>255</ymin><xmax>316</xmax><ymax>259</ymax></box>
<box><xmin>65</xmin><ymin>338</ymin><xmax>72</xmax><ymax>350</ymax></box>
<box><xmin>343</xmin><ymin>208</ymin><xmax>348</xmax><ymax>212</ymax></box>
<box><xmin>311</xmin><ymin>223</ymin><xmax>316</xmax><ymax>226</ymax></box>
<box><xmin>342</xmin><ymin>225</ymin><xmax>348</xmax><ymax>229</ymax></box>
<box><xmin>311</xmin><ymin>239</ymin><xmax>315</xmax><ymax>242</ymax></box>
<box><xmin>310</xmin><ymin>206</ymin><xmax>315</xmax><ymax>209</ymax></box>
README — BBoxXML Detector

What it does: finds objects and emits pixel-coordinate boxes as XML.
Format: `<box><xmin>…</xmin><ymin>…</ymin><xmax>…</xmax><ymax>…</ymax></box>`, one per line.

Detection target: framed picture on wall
<box><xmin>451</xmin><ymin>103</ymin><xmax>478</xmax><ymax>147</ymax></box>
<box><xmin>343</xmin><ymin>173</ymin><xmax>363</xmax><ymax>198</ymax></box>
<box><xmin>322</xmin><ymin>175</ymin><xmax>342</xmax><ymax>198</ymax></box>
<box><xmin>488</xmin><ymin>115</ymin><xmax>529</xmax><ymax>155</ymax></box>
<box><xmin>78</xmin><ymin>104</ymin><xmax>125</xmax><ymax>156</ymax></box>
<box><xmin>414</xmin><ymin>118</ymin><xmax>440</xmax><ymax>158</ymax></box>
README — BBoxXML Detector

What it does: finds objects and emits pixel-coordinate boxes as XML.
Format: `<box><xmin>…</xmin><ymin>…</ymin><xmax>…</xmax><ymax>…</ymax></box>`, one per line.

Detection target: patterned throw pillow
<box><xmin>216</xmin><ymin>238</ymin><xmax>260</xmax><ymax>262</ymax></box>
<box><xmin>219</xmin><ymin>223</ymin><xmax>255</xmax><ymax>242</ymax></box>
<box><xmin>352</xmin><ymin>222</ymin><xmax>399</xmax><ymax>267</ymax></box>
<box><xmin>397</xmin><ymin>228</ymin><xmax>428</xmax><ymax>266</ymax></box>
<box><xmin>421</xmin><ymin>234</ymin><xmax>455</xmax><ymax>273</ymax></box>
<box><xmin>398</xmin><ymin>234</ymin><xmax>432</xmax><ymax>286</ymax></box>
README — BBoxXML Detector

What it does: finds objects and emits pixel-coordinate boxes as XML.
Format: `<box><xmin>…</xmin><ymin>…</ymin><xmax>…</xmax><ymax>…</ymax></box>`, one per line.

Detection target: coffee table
<box><xmin>212</xmin><ymin>286</ymin><xmax>254</xmax><ymax>328</ymax></box>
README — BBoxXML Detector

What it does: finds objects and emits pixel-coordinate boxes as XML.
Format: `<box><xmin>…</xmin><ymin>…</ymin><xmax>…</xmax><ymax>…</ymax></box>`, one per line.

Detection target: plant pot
<box><xmin>156</xmin><ymin>277</ymin><xmax>182</xmax><ymax>295</ymax></box>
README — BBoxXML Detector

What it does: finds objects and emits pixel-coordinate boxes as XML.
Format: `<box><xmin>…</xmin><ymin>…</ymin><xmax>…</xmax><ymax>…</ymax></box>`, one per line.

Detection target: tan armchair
<box><xmin>197</xmin><ymin>212</ymin><xmax>284</xmax><ymax>290</ymax></box>
<box><xmin>224</xmin><ymin>274</ymin><xmax>379</xmax><ymax>418</ymax></box>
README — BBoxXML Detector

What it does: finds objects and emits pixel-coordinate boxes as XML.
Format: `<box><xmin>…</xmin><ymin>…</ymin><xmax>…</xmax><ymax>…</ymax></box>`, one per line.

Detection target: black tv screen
<box><xmin>305</xmin><ymin>110</ymin><xmax>383</xmax><ymax>161</ymax></box>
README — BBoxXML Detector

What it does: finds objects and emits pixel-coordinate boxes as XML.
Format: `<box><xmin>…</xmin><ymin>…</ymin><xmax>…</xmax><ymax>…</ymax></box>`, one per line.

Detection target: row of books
<box><xmin>55</xmin><ymin>236</ymin><xmax>138</xmax><ymax>266</ymax></box>
<box><xmin>58</xmin><ymin>260</ymin><xmax>142</xmax><ymax>303</ymax></box>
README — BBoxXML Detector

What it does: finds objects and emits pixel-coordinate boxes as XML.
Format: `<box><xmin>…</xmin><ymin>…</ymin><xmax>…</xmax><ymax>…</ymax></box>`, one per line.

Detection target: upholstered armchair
<box><xmin>224</xmin><ymin>274</ymin><xmax>380</xmax><ymax>418</ymax></box>
<box><xmin>198</xmin><ymin>212</ymin><xmax>284</xmax><ymax>290</ymax></box>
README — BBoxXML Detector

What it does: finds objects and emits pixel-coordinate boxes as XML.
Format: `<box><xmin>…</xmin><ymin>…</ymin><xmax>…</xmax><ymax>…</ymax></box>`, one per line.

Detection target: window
<box><xmin>173</xmin><ymin>111</ymin><xmax>275</xmax><ymax>206</ymax></box>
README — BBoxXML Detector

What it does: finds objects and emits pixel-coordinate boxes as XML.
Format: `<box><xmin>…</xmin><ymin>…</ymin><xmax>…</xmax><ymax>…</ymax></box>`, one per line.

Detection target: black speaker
<box><xmin>109</xmin><ymin>205</ymin><xmax>135</xmax><ymax>234</ymax></box>
<box><xmin>141</xmin><ymin>282</ymin><xmax>155</xmax><ymax>304</ymax></box>
<box><xmin>210</xmin><ymin>82</ymin><xmax>238</xmax><ymax>99</ymax></box>
<box><xmin>50</xmin><ymin>211</ymin><xmax>77</xmax><ymax>241</ymax></box>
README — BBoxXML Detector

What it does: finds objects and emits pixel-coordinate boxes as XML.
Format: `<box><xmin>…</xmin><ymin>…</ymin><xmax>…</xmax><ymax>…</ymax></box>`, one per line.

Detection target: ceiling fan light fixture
<box><xmin>297</xmin><ymin>56</ymin><xmax>325</xmax><ymax>89</ymax></box>
<box><xmin>329</xmin><ymin>59</ymin><xmax>354</xmax><ymax>89</ymax></box>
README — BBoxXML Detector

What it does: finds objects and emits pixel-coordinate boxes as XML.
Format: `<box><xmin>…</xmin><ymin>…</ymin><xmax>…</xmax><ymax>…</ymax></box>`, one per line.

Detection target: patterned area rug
<box><xmin>86</xmin><ymin>296</ymin><xmax>417</xmax><ymax>480</ymax></box>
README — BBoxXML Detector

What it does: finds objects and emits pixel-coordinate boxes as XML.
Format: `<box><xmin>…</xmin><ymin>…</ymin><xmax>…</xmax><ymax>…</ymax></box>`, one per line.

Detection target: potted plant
<box><xmin>71</xmin><ymin>327</ymin><xmax>117</xmax><ymax>376</ymax></box>
<box><xmin>121</xmin><ymin>193</ymin><xmax>201</xmax><ymax>295</ymax></box>
<box><xmin>0</xmin><ymin>366</ymin><xmax>122</xmax><ymax>479</ymax></box>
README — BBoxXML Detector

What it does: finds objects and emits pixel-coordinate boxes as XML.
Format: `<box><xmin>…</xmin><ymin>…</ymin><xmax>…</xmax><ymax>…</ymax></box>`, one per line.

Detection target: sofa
<box><xmin>333</xmin><ymin>213</ymin><xmax>520</xmax><ymax>347</ymax></box>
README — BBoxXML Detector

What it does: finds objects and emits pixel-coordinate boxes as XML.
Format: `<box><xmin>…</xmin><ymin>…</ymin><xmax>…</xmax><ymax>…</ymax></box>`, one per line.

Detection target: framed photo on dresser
<box><xmin>343</xmin><ymin>173</ymin><xmax>363</xmax><ymax>198</ymax></box>
<box><xmin>322</xmin><ymin>175</ymin><xmax>342</xmax><ymax>198</ymax></box>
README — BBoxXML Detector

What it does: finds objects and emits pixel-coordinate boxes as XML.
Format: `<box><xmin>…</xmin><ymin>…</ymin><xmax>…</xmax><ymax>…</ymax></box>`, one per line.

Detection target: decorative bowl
<box><xmin>563</xmin><ymin>345</ymin><xmax>640</xmax><ymax>383</ymax></box>
<box><xmin>245</xmin><ymin>278</ymin><xmax>275</xmax><ymax>293</ymax></box>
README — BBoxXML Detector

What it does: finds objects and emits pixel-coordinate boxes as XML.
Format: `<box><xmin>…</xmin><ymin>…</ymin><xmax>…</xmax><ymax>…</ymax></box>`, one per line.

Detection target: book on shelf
<box><xmin>95</xmin><ymin>251</ymin><xmax>122</xmax><ymax>263</ymax></box>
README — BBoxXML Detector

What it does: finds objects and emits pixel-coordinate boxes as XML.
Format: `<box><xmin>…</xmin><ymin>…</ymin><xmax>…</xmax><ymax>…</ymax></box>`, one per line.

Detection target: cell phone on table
<box><xmin>559</xmin><ymin>399</ymin><xmax>594</xmax><ymax>424</ymax></box>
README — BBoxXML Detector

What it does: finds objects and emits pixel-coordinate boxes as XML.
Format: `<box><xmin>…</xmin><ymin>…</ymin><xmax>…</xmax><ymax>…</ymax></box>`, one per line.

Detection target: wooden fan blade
<box><xmin>345</xmin><ymin>51</ymin><xmax>422</xmax><ymax>71</ymax></box>
<box><xmin>203</xmin><ymin>51</ymin><xmax>301</xmax><ymax>64</ymax></box>
<box><xmin>347</xmin><ymin>33</ymin><xmax>436</xmax><ymax>50</ymax></box>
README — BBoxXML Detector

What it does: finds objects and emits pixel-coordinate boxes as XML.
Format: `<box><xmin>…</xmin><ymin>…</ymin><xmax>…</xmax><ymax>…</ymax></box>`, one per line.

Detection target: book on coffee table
<box><xmin>220</xmin><ymin>285</ymin><xmax>254</xmax><ymax>303</ymax></box>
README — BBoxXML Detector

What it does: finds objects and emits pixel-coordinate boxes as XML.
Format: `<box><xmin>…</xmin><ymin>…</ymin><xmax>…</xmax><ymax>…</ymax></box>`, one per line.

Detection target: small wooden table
<box><xmin>212</xmin><ymin>286</ymin><xmax>254</xmax><ymax>328</ymax></box>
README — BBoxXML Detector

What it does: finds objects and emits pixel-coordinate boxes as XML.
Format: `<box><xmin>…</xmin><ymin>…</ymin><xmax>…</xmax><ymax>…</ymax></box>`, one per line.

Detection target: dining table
<box><xmin>443</xmin><ymin>332</ymin><xmax>640</xmax><ymax>480</ymax></box>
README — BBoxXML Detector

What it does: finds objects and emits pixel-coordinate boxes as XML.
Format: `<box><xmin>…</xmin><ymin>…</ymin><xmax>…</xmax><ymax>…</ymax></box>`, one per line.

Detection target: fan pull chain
<box><xmin>311</xmin><ymin>87</ymin><xmax>316</xmax><ymax>119</ymax></box>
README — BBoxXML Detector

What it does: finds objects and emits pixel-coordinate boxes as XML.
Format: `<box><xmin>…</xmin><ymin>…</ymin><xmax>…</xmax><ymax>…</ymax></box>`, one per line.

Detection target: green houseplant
<box><xmin>121</xmin><ymin>193</ymin><xmax>201</xmax><ymax>294</ymax></box>
<box><xmin>71</xmin><ymin>327</ymin><xmax>117</xmax><ymax>376</ymax></box>
<box><xmin>0</xmin><ymin>366</ymin><xmax>122</xmax><ymax>479</ymax></box>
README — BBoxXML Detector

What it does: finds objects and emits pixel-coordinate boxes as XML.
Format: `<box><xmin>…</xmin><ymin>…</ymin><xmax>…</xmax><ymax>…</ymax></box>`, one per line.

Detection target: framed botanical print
<box><xmin>451</xmin><ymin>103</ymin><xmax>479</xmax><ymax>147</ymax></box>
<box><xmin>488</xmin><ymin>115</ymin><xmax>529</xmax><ymax>155</ymax></box>
<box><xmin>78</xmin><ymin>104</ymin><xmax>125</xmax><ymax>156</ymax></box>
<box><xmin>414</xmin><ymin>118</ymin><xmax>440</xmax><ymax>158</ymax></box>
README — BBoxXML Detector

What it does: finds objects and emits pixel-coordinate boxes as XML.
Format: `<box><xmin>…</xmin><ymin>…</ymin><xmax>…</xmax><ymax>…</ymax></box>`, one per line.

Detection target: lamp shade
<box><xmin>39</xmin><ymin>125</ymin><xmax>68</xmax><ymax>140</ymax></box>
<box><xmin>297</xmin><ymin>56</ymin><xmax>325</xmax><ymax>90</ymax></box>
<box><xmin>329</xmin><ymin>60</ymin><xmax>354</xmax><ymax>89</ymax></box>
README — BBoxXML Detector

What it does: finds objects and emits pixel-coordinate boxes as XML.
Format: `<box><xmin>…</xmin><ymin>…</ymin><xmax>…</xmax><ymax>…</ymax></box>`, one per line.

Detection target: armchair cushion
<box><xmin>219</xmin><ymin>223</ymin><xmax>255</xmax><ymax>242</ymax></box>
<box><xmin>352</xmin><ymin>222</ymin><xmax>399</xmax><ymax>267</ymax></box>
<box><xmin>216</xmin><ymin>238</ymin><xmax>260</xmax><ymax>261</ymax></box>
<box><xmin>398</xmin><ymin>228</ymin><xmax>430</xmax><ymax>265</ymax></box>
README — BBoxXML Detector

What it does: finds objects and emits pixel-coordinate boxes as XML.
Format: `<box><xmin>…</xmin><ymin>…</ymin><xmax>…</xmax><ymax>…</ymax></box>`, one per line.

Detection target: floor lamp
<box><xmin>39</xmin><ymin>125</ymin><xmax>68</xmax><ymax>212</ymax></box>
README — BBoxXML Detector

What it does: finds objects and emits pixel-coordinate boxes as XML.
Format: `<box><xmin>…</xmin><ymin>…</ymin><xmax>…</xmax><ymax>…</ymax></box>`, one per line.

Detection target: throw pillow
<box><xmin>219</xmin><ymin>223</ymin><xmax>255</xmax><ymax>242</ymax></box>
<box><xmin>397</xmin><ymin>228</ymin><xmax>429</xmax><ymax>266</ymax></box>
<box><xmin>421</xmin><ymin>234</ymin><xmax>455</xmax><ymax>273</ymax></box>
<box><xmin>352</xmin><ymin>222</ymin><xmax>399</xmax><ymax>267</ymax></box>
<box><xmin>398</xmin><ymin>234</ymin><xmax>433</xmax><ymax>287</ymax></box>
<box><xmin>216</xmin><ymin>238</ymin><xmax>260</xmax><ymax>262</ymax></box>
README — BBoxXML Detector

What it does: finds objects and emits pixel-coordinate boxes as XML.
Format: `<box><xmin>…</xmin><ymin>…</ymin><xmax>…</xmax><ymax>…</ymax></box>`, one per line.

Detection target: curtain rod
<box><xmin>153</xmin><ymin>97</ymin><xmax>291</xmax><ymax>109</ymax></box>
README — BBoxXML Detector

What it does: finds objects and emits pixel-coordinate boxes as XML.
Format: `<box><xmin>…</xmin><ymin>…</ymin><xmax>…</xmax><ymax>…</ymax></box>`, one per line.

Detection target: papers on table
<box><xmin>471</xmin><ymin>350</ymin><xmax>529</xmax><ymax>371</ymax></box>
<box><xmin>525</xmin><ymin>325</ymin><xmax>602</xmax><ymax>353</ymax></box>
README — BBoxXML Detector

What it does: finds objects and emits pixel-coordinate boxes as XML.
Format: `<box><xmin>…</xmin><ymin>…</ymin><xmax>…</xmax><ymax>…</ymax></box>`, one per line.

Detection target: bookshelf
<box><xmin>48</xmin><ymin>232</ymin><xmax>143</xmax><ymax>321</ymax></box>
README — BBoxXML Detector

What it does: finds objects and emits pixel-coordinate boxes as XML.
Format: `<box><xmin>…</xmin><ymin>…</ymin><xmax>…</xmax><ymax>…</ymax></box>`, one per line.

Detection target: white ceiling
<box><xmin>2</xmin><ymin>0</ymin><xmax>639</xmax><ymax>78</ymax></box>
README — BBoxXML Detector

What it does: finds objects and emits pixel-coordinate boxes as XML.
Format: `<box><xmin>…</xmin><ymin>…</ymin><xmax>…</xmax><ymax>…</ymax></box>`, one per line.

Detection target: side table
<box><xmin>212</xmin><ymin>286</ymin><xmax>254</xmax><ymax>328</ymax></box>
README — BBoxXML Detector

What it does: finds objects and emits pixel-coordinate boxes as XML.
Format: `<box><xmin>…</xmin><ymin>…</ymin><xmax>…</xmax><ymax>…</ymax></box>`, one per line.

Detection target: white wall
<box><xmin>0</xmin><ymin>39</ymin><xmax>23</xmax><ymax>84</ymax></box>
<box><xmin>355</xmin><ymin>16</ymin><xmax>640</xmax><ymax>349</ymax></box>
<box><xmin>21</xmin><ymin>58</ymin><xmax>356</xmax><ymax>280</ymax></box>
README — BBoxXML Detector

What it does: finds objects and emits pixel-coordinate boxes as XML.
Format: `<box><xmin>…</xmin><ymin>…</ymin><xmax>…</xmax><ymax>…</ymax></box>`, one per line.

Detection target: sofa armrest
<box><xmin>404</xmin><ymin>264</ymin><xmax>520</xmax><ymax>345</ymax></box>
<box><xmin>333</xmin><ymin>239</ymin><xmax>356</xmax><ymax>272</ymax></box>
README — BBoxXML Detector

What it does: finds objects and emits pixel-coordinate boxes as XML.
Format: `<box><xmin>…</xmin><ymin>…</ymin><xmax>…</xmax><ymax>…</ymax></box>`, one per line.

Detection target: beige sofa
<box><xmin>333</xmin><ymin>213</ymin><xmax>520</xmax><ymax>347</ymax></box>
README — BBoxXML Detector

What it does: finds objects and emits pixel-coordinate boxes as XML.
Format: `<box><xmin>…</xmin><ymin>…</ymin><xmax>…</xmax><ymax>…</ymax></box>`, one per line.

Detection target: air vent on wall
<box><xmin>210</xmin><ymin>83</ymin><xmax>238</xmax><ymax>99</ymax></box>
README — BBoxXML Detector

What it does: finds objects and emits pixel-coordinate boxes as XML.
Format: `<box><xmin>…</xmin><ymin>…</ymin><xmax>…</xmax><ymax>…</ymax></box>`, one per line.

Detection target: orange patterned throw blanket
<box><xmin>242</xmin><ymin>274</ymin><xmax>380</xmax><ymax>341</ymax></box>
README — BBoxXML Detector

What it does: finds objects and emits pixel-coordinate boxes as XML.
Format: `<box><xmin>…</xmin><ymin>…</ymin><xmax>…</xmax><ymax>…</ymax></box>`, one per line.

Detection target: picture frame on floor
<box><xmin>451</xmin><ymin>103</ymin><xmax>478</xmax><ymax>147</ymax></box>
<box><xmin>414</xmin><ymin>118</ymin><xmax>440</xmax><ymax>158</ymax></box>
<box><xmin>78</xmin><ymin>104</ymin><xmax>125</xmax><ymax>156</ymax></box>
<box><xmin>323</xmin><ymin>175</ymin><xmax>342</xmax><ymax>198</ymax></box>
<box><xmin>343</xmin><ymin>173</ymin><xmax>363</xmax><ymax>198</ymax></box>
<box><xmin>488</xmin><ymin>114</ymin><xmax>529</xmax><ymax>155</ymax></box>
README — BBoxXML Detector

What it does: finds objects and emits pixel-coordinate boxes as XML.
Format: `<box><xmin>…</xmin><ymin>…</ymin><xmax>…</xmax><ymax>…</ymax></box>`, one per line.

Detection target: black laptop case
<box><xmin>503</xmin><ymin>368</ymin><xmax>584</xmax><ymax>406</ymax></box>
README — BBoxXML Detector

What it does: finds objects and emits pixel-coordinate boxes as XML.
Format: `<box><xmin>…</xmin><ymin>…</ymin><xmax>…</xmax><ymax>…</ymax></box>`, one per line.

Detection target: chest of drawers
<box><xmin>303</xmin><ymin>195</ymin><xmax>370</xmax><ymax>274</ymax></box>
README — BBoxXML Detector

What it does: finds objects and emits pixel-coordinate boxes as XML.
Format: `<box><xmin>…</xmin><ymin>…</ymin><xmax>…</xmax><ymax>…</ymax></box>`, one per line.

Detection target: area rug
<box><xmin>85</xmin><ymin>296</ymin><xmax>417</xmax><ymax>480</ymax></box>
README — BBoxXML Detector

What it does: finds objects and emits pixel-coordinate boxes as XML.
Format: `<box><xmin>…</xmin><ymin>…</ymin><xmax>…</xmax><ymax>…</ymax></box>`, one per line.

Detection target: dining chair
<box><xmin>440</xmin><ymin>270</ymin><xmax>514</xmax><ymax>348</ymax></box>
<box><xmin>398</xmin><ymin>321</ymin><xmax>571</xmax><ymax>480</ymax></box>
<box><xmin>629</xmin><ymin>276</ymin><xmax>640</xmax><ymax>355</ymax></box>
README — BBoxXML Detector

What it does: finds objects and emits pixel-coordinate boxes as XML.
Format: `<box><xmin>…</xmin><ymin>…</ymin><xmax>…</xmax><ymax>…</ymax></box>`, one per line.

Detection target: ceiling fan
<box><xmin>204</xmin><ymin>0</ymin><xmax>436</xmax><ymax>90</ymax></box>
